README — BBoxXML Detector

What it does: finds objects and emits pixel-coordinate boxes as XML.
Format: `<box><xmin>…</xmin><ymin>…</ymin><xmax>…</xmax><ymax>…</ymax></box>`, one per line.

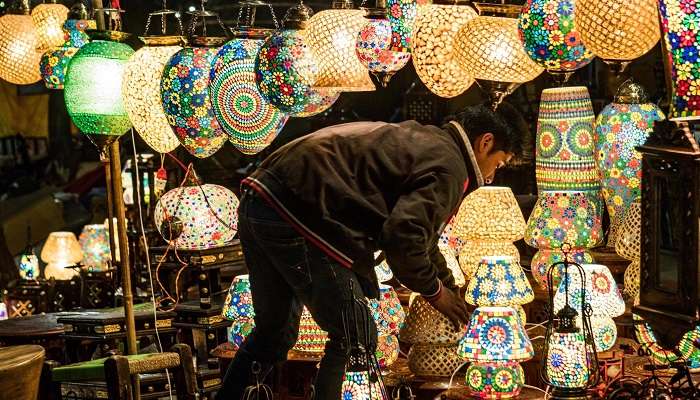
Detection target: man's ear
<box><xmin>475</xmin><ymin>132</ymin><xmax>495</xmax><ymax>155</ymax></box>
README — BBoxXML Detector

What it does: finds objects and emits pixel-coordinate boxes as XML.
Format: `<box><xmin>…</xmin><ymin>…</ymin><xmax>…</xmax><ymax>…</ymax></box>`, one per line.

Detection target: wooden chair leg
<box><xmin>104</xmin><ymin>356</ymin><xmax>132</xmax><ymax>400</ymax></box>
<box><xmin>39</xmin><ymin>360</ymin><xmax>61</xmax><ymax>400</ymax></box>
<box><xmin>171</xmin><ymin>344</ymin><xmax>198</xmax><ymax>400</ymax></box>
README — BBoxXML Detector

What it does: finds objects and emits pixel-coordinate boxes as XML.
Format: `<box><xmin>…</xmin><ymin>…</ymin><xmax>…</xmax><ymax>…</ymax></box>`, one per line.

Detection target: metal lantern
<box><xmin>123</xmin><ymin>7</ymin><xmax>184</xmax><ymax>154</ymax></box>
<box><xmin>540</xmin><ymin>247</ymin><xmax>599</xmax><ymax>397</ymax></box>
<box><xmin>0</xmin><ymin>0</ymin><xmax>42</xmax><ymax>85</ymax></box>
<box><xmin>31</xmin><ymin>0</ymin><xmax>69</xmax><ymax>50</ymax></box>
<box><xmin>453</xmin><ymin>10</ymin><xmax>543</xmax><ymax>109</ymax></box>
<box><xmin>306</xmin><ymin>0</ymin><xmax>376</xmax><ymax>91</ymax></box>
<box><xmin>517</xmin><ymin>0</ymin><xmax>594</xmax><ymax>82</ymax></box>
<box><xmin>40</xmin><ymin>17</ymin><xmax>94</xmax><ymax>90</ymax></box>
<box><xmin>412</xmin><ymin>4</ymin><xmax>477</xmax><ymax>98</ymax></box>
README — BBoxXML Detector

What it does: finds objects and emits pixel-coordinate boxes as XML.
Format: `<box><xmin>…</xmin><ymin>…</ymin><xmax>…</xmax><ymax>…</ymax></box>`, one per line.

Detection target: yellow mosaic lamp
<box><xmin>31</xmin><ymin>0</ymin><xmax>69</xmax><ymax>50</ymax></box>
<box><xmin>0</xmin><ymin>0</ymin><xmax>42</xmax><ymax>85</ymax></box>
<box><xmin>41</xmin><ymin>231</ymin><xmax>83</xmax><ymax>280</ymax></box>
<box><xmin>453</xmin><ymin>186</ymin><xmax>526</xmax><ymax>242</ymax></box>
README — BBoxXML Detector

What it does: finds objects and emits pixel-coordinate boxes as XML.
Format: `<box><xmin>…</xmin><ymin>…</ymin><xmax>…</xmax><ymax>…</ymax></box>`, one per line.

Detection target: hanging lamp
<box><xmin>161</xmin><ymin>0</ymin><xmax>229</xmax><ymax>158</ymax></box>
<box><xmin>453</xmin><ymin>4</ymin><xmax>543</xmax><ymax>109</ymax></box>
<box><xmin>32</xmin><ymin>0</ymin><xmax>70</xmax><ymax>50</ymax></box>
<box><xmin>40</xmin><ymin>3</ymin><xmax>94</xmax><ymax>90</ymax></box>
<box><xmin>306</xmin><ymin>0</ymin><xmax>376</xmax><ymax>91</ymax></box>
<box><xmin>0</xmin><ymin>0</ymin><xmax>42</xmax><ymax>85</ymax></box>
<box><xmin>209</xmin><ymin>0</ymin><xmax>288</xmax><ymax>155</ymax></box>
<box><xmin>123</xmin><ymin>3</ymin><xmax>184</xmax><ymax>154</ymax></box>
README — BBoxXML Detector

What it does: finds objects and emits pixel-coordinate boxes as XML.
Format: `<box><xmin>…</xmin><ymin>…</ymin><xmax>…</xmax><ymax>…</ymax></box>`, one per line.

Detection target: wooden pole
<box><xmin>103</xmin><ymin>158</ymin><xmax>117</xmax><ymax>266</ymax></box>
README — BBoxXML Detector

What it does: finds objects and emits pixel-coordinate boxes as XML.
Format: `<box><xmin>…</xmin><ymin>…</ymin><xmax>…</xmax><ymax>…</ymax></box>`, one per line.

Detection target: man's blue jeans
<box><xmin>216</xmin><ymin>190</ymin><xmax>377</xmax><ymax>400</ymax></box>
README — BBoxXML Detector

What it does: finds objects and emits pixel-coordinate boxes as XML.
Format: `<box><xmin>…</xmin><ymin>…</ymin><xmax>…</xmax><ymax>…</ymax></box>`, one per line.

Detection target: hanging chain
<box><xmin>268</xmin><ymin>3</ymin><xmax>279</xmax><ymax>30</ymax></box>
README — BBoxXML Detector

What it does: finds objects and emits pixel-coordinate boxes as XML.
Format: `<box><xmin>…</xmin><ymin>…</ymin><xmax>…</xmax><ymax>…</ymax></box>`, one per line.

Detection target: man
<box><xmin>217</xmin><ymin>103</ymin><xmax>528</xmax><ymax>399</ymax></box>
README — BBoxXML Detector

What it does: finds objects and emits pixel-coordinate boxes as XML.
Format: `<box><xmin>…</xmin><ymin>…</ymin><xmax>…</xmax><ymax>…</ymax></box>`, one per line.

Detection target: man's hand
<box><xmin>425</xmin><ymin>287</ymin><xmax>469</xmax><ymax>328</ymax></box>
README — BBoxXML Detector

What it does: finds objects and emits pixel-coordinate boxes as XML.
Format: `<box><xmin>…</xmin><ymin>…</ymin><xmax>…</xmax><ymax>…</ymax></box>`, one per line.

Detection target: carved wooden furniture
<box><xmin>0</xmin><ymin>313</ymin><xmax>68</xmax><ymax>362</ymax></box>
<box><xmin>0</xmin><ymin>345</ymin><xmax>46</xmax><ymax>400</ymax></box>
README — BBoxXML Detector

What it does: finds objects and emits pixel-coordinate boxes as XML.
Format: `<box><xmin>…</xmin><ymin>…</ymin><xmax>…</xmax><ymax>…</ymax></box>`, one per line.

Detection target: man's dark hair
<box><xmin>444</xmin><ymin>102</ymin><xmax>529</xmax><ymax>157</ymax></box>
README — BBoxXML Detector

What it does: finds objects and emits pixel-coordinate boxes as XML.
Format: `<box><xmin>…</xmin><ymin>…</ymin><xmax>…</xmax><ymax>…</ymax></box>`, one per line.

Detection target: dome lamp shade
<box><xmin>41</xmin><ymin>231</ymin><xmax>83</xmax><ymax>280</ymax></box>
<box><xmin>32</xmin><ymin>0</ymin><xmax>69</xmax><ymax>50</ymax></box>
<box><xmin>0</xmin><ymin>0</ymin><xmax>42</xmax><ymax>85</ymax></box>
<box><xmin>466</xmin><ymin>256</ymin><xmax>534</xmax><ymax>307</ymax></box>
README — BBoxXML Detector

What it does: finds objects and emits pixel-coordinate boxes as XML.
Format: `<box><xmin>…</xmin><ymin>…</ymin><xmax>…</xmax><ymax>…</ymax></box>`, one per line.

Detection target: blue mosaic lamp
<box><xmin>465</xmin><ymin>256</ymin><xmax>534</xmax><ymax>307</ymax></box>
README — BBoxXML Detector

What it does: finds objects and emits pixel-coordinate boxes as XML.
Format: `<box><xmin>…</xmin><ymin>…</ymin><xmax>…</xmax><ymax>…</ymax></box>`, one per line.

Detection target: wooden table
<box><xmin>0</xmin><ymin>345</ymin><xmax>45</xmax><ymax>400</ymax></box>
<box><xmin>0</xmin><ymin>313</ymin><xmax>71</xmax><ymax>361</ymax></box>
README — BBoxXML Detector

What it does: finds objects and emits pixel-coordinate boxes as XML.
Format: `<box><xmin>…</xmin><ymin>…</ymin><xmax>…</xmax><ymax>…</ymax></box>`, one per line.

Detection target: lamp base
<box><xmin>547</xmin><ymin>388</ymin><xmax>592</xmax><ymax>399</ymax></box>
<box><xmin>465</xmin><ymin>361</ymin><xmax>524</xmax><ymax>399</ymax></box>
<box><xmin>44</xmin><ymin>263</ymin><xmax>80</xmax><ymax>280</ymax></box>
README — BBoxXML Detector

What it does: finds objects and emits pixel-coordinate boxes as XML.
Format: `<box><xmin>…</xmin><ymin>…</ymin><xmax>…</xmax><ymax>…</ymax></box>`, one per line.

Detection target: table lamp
<box><xmin>223</xmin><ymin>274</ymin><xmax>255</xmax><ymax>349</ymax></box>
<box><xmin>41</xmin><ymin>231</ymin><xmax>82</xmax><ymax>280</ymax></box>
<box><xmin>458</xmin><ymin>306</ymin><xmax>534</xmax><ymax>398</ymax></box>
<box><xmin>18</xmin><ymin>253</ymin><xmax>40</xmax><ymax>280</ymax></box>
<box><xmin>341</xmin><ymin>371</ymin><xmax>384</xmax><ymax>400</ymax></box>
<box><xmin>78</xmin><ymin>224</ymin><xmax>111</xmax><ymax>271</ymax></box>
<box><xmin>292</xmin><ymin>307</ymin><xmax>328</xmax><ymax>354</ymax></box>
<box><xmin>368</xmin><ymin>284</ymin><xmax>405</xmax><ymax>368</ymax></box>
<box><xmin>615</xmin><ymin>200</ymin><xmax>641</xmax><ymax>304</ymax></box>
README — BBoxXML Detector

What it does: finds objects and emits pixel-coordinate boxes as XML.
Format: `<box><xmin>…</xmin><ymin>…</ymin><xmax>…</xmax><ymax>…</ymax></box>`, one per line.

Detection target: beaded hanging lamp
<box><xmin>306</xmin><ymin>0</ymin><xmax>376</xmax><ymax>91</ymax></box>
<box><xmin>0</xmin><ymin>0</ymin><xmax>42</xmax><ymax>85</ymax></box>
<box><xmin>210</xmin><ymin>1</ymin><xmax>289</xmax><ymax>155</ymax></box>
<box><xmin>123</xmin><ymin>4</ymin><xmax>185</xmax><ymax>154</ymax></box>
<box><xmin>32</xmin><ymin>0</ymin><xmax>69</xmax><ymax>50</ymax></box>
<box><xmin>64</xmin><ymin>4</ymin><xmax>134</xmax><ymax>151</ymax></box>
<box><xmin>160</xmin><ymin>0</ymin><xmax>229</xmax><ymax>158</ymax></box>
<box><xmin>453</xmin><ymin>4</ymin><xmax>543</xmax><ymax>109</ymax></box>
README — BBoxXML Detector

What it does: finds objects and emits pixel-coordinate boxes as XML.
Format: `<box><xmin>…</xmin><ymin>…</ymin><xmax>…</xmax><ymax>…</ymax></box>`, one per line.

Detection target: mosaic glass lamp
<box><xmin>41</xmin><ymin>18</ymin><xmax>94</xmax><ymax>90</ymax></box>
<box><xmin>78</xmin><ymin>224</ymin><xmax>111</xmax><ymax>271</ymax></box>
<box><xmin>535</xmin><ymin>86</ymin><xmax>599</xmax><ymax>192</ymax></box>
<box><xmin>615</xmin><ymin>200</ymin><xmax>642</xmax><ymax>304</ymax></box>
<box><xmin>64</xmin><ymin>39</ymin><xmax>134</xmax><ymax>148</ymax></box>
<box><xmin>41</xmin><ymin>231</ymin><xmax>83</xmax><ymax>280</ymax></box>
<box><xmin>341</xmin><ymin>371</ymin><xmax>383</xmax><ymax>400</ymax></box>
<box><xmin>292</xmin><ymin>307</ymin><xmax>328</xmax><ymax>353</ymax></box>
<box><xmin>223</xmin><ymin>274</ymin><xmax>254</xmax><ymax>321</ymax></box>
<box><xmin>657</xmin><ymin>0</ymin><xmax>700</xmax><ymax>120</ymax></box>
<box><xmin>453</xmin><ymin>14</ymin><xmax>543</xmax><ymax>109</ymax></box>
<box><xmin>517</xmin><ymin>0</ymin><xmax>594</xmax><ymax>82</ymax></box>
<box><xmin>576</xmin><ymin>0</ymin><xmax>659</xmax><ymax>71</ymax></box>
<box><xmin>441</xmin><ymin>245</ymin><xmax>466</xmax><ymax>287</ymax></box>
<box><xmin>376</xmin><ymin>334</ymin><xmax>400</xmax><ymax>368</ymax></box>
<box><xmin>634</xmin><ymin>314</ymin><xmax>700</xmax><ymax>368</ymax></box>
<box><xmin>18</xmin><ymin>253</ymin><xmax>40</xmax><ymax>280</ymax></box>
<box><xmin>31</xmin><ymin>0</ymin><xmax>69</xmax><ymax>50</ymax></box>
<box><xmin>228</xmin><ymin>317</ymin><xmax>255</xmax><ymax>349</ymax></box>
<box><xmin>438</xmin><ymin>217</ymin><xmax>465</xmax><ymax>255</ymax></box>
<box><xmin>374</xmin><ymin>255</ymin><xmax>393</xmax><ymax>283</ymax></box>
<box><xmin>355</xmin><ymin>8</ymin><xmax>411</xmax><ymax>87</ymax></box>
<box><xmin>386</xmin><ymin>0</ymin><xmax>427</xmax><ymax>52</ymax></box>
<box><xmin>153</xmin><ymin>183</ymin><xmax>239</xmax><ymax>250</ymax></box>
<box><xmin>0</xmin><ymin>1</ymin><xmax>42</xmax><ymax>85</ymax></box>
<box><xmin>529</xmin><ymin>248</ymin><xmax>594</xmax><ymax>290</ymax></box>
<box><xmin>594</xmin><ymin>81</ymin><xmax>664</xmax><ymax>245</ymax></box>
<box><xmin>369</xmin><ymin>285</ymin><xmax>406</xmax><ymax>335</ymax></box>
<box><xmin>412</xmin><ymin>4</ymin><xmax>477</xmax><ymax>98</ymax></box>
<box><xmin>459</xmin><ymin>240</ymin><xmax>521</xmax><ymax>284</ymax></box>
<box><xmin>466</xmin><ymin>256</ymin><xmax>534</xmax><ymax>307</ymax></box>
<box><xmin>294</xmin><ymin>88</ymin><xmax>340</xmax><ymax>117</ymax></box>
<box><xmin>305</xmin><ymin>1</ymin><xmax>375</xmax><ymax>91</ymax></box>
<box><xmin>465</xmin><ymin>361</ymin><xmax>525</xmax><ymax>399</ymax></box>
<box><xmin>453</xmin><ymin>186</ymin><xmax>526</xmax><ymax>242</ymax></box>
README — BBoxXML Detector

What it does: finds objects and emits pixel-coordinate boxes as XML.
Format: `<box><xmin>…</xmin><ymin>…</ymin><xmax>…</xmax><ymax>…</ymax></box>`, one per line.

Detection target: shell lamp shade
<box><xmin>41</xmin><ymin>231</ymin><xmax>83</xmax><ymax>280</ymax></box>
<box><xmin>0</xmin><ymin>13</ymin><xmax>42</xmax><ymax>85</ymax></box>
<box><xmin>32</xmin><ymin>2</ymin><xmax>69</xmax><ymax>50</ymax></box>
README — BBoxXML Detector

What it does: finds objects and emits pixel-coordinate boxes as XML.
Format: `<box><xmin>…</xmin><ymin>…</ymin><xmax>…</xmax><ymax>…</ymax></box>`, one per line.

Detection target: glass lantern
<box><xmin>0</xmin><ymin>2</ymin><xmax>44</xmax><ymax>85</ymax></box>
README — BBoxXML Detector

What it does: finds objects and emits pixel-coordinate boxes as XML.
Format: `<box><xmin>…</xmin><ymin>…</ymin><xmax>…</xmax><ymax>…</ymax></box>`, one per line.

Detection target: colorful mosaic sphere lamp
<box><xmin>41</xmin><ymin>231</ymin><xmax>83</xmax><ymax>280</ymax></box>
<box><xmin>458</xmin><ymin>306</ymin><xmax>534</xmax><ymax>399</ymax></box>
<box><xmin>575</xmin><ymin>0</ymin><xmax>659</xmax><ymax>73</ymax></box>
<box><xmin>341</xmin><ymin>371</ymin><xmax>384</xmax><ymax>400</ymax></box>
<box><xmin>615</xmin><ymin>200</ymin><xmax>642</xmax><ymax>304</ymax></box>
<box><xmin>517</xmin><ymin>0</ymin><xmax>594</xmax><ymax>83</ymax></box>
<box><xmin>594</xmin><ymin>81</ymin><xmax>664</xmax><ymax>246</ymax></box>
<box><xmin>0</xmin><ymin>0</ymin><xmax>43</xmax><ymax>85</ymax></box>
<box><xmin>541</xmin><ymin>249</ymin><xmax>600</xmax><ymax>397</ymax></box>
<box><xmin>223</xmin><ymin>274</ymin><xmax>255</xmax><ymax>349</ymax></box>
<box><xmin>32</xmin><ymin>0</ymin><xmax>69</xmax><ymax>50</ymax></box>
<box><xmin>122</xmin><ymin>5</ymin><xmax>184</xmax><ymax>154</ymax></box>
<box><xmin>78</xmin><ymin>224</ymin><xmax>111</xmax><ymax>271</ymax></box>
<box><xmin>453</xmin><ymin>6</ymin><xmax>544</xmax><ymax>109</ymax></box>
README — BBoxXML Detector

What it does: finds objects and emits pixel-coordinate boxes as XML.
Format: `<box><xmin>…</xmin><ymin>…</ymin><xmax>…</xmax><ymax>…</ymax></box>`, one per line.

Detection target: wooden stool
<box><xmin>0</xmin><ymin>345</ymin><xmax>46</xmax><ymax>400</ymax></box>
<box><xmin>51</xmin><ymin>344</ymin><xmax>197</xmax><ymax>400</ymax></box>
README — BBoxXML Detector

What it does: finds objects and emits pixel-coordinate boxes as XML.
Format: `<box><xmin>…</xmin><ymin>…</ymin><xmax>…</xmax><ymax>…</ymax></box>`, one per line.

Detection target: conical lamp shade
<box><xmin>306</xmin><ymin>8</ymin><xmax>375</xmax><ymax>91</ymax></box>
<box><xmin>32</xmin><ymin>2</ymin><xmax>69</xmax><ymax>50</ymax></box>
<box><xmin>222</xmin><ymin>274</ymin><xmax>254</xmax><ymax>320</ymax></box>
<box><xmin>466</xmin><ymin>256</ymin><xmax>534</xmax><ymax>307</ymax></box>
<box><xmin>292</xmin><ymin>307</ymin><xmax>328</xmax><ymax>353</ymax></box>
<box><xmin>0</xmin><ymin>14</ymin><xmax>42</xmax><ymax>85</ymax></box>
<box><xmin>458</xmin><ymin>306</ymin><xmax>534</xmax><ymax>362</ymax></box>
<box><xmin>553</xmin><ymin>263</ymin><xmax>625</xmax><ymax>318</ymax></box>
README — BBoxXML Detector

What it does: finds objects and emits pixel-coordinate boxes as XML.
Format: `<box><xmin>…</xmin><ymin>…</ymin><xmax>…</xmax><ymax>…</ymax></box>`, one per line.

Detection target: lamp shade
<box><xmin>255</xmin><ymin>29</ymin><xmax>318</xmax><ymax>115</ymax></box>
<box><xmin>306</xmin><ymin>8</ymin><xmax>375</xmax><ymax>91</ymax></box>
<box><xmin>376</xmin><ymin>334</ymin><xmax>400</xmax><ymax>367</ymax></box>
<box><xmin>64</xmin><ymin>40</ymin><xmax>134</xmax><ymax>139</ymax></box>
<box><xmin>553</xmin><ymin>264</ymin><xmax>625</xmax><ymax>318</ymax></box>
<box><xmin>368</xmin><ymin>285</ymin><xmax>406</xmax><ymax>335</ymax></box>
<box><xmin>41</xmin><ymin>231</ymin><xmax>83</xmax><ymax>280</ymax></box>
<box><xmin>589</xmin><ymin>316</ymin><xmax>618</xmax><ymax>352</ymax></box>
<box><xmin>386</xmin><ymin>0</ymin><xmax>426</xmax><ymax>51</ymax></box>
<box><xmin>0</xmin><ymin>14</ymin><xmax>42</xmax><ymax>85</ymax></box>
<box><xmin>341</xmin><ymin>372</ymin><xmax>383</xmax><ymax>400</ymax></box>
<box><xmin>438</xmin><ymin>217</ymin><xmax>465</xmax><ymax>255</ymax></box>
<box><xmin>453</xmin><ymin>186</ymin><xmax>526</xmax><ymax>241</ymax></box>
<box><xmin>18</xmin><ymin>254</ymin><xmax>39</xmax><ymax>280</ymax></box>
<box><xmin>31</xmin><ymin>2</ymin><xmax>69</xmax><ymax>50</ymax></box>
<box><xmin>544</xmin><ymin>332</ymin><xmax>590</xmax><ymax>388</ymax></box>
<box><xmin>616</xmin><ymin>201</ymin><xmax>641</xmax><ymax>303</ymax></box>
<box><xmin>459</xmin><ymin>240</ymin><xmax>520</xmax><ymax>281</ymax></box>
<box><xmin>292</xmin><ymin>307</ymin><xmax>328</xmax><ymax>353</ymax></box>
<box><xmin>517</xmin><ymin>0</ymin><xmax>594</xmax><ymax>74</ymax></box>
<box><xmin>465</xmin><ymin>361</ymin><xmax>525</xmax><ymax>399</ymax></box>
<box><xmin>454</xmin><ymin>16</ymin><xmax>544</xmax><ymax>84</ymax></box>
<box><xmin>466</xmin><ymin>256</ymin><xmax>534</xmax><ymax>307</ymax></box>
<box><xmin>658</xmin><ymin>0</ymin><xmax>700</xmax><ymax>120</ymax></box>
<box><xmin>576</xmin><ymin>0</ymin><xmax>659</xmax><ymax>62</ymax></box>
<box><xmin>400</xmin><ymin>294</ymin><xmax>466</xmax><ymax>344</ymax></box>
<box><xmin>535</xmin><ymin>86</ymin><xmax>599</xmax><ymax>192</ymax></box>
<box><xmin>228</xmin><ymin>317</ymin><xmax>255</xmax><ymax>349</ymax></box>
<box><xmin>530</xmin><ymin>248</ymin><xmax>594</xmax><ymax>290</ymax></box>
<box><xmin>458</xmin><ymin>306</ymin><xmax>534</xmax><ymax>362</ymax></box>
<box><xmin>442</xmin><ymin>245</ymin><xmax>466</xmax><ymax>287</ymax></box>
<box><xmin>355</xmin><ymin>16</ymin><xmax>411</xmax><ymax>86</ymax></box>
<box><xmin>123</xmin><ymin>45</ymin><xmax>182</xmax><ymax>154</ymax></box>
<box><xmin>153</xmin><ymin>184</ymin><xmax>239</xmax><ymax>250</ymax></box>
<box><xmin>210</xmin><ymin>38</ymin><xmax>288</xmax><ymax>155</ymax></box>
<box><xmin>78</xmin><ymin>224</ymin><xmax>111</xmax><ymax>270</ymax></box>
<box><xmin>161</xmin><ymin>47</ymin><xmax>227</xmax><ymax>158</ymax></box>
<box><xmin>222</xmin><ymin>274</ymin><xmax>254</xmax><ymax>321</ymax></box>
<box><xmin>412</xmin><ymin>4</ymin><xmax>477</xmax><ymax>98</ymax></box>
<box><xmin>40</xmin><ymin>19</ymin><xmax>93</xmax><ymax>89</ymax></box>
<box><xmin>594</xmin><ymin>96</ymin><xmax>664</xmax><ymax>245</ymax></box>
<box><xmin>525</xmin><ymin>191</ymin><xmax>603</xmax><ymax>249</ymax></box>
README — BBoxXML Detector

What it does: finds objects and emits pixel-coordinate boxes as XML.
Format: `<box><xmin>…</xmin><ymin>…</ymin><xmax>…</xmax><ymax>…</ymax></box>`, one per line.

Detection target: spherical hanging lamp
<box><xmin>32</xmin><ymin>0</ymin><xmax>69</xmax><ymax>50</ymax></box>
<box><xmin>123</xmin><ymin>7</ymin><xmax>184</xmax><ymax>154</ymax></box>
<box><xmin>355</xmin><ymin>7</ymin><xmax>411</xmax><ymax>87</ymax></box>
<box><xmin>517</xmin><ymin>0</ymin><xmax>595</xmax><ymax>82</ymax></box>
<box><xmin>576</xmin><ymin>0</ymin><xmax>659</xmax><ymax>72</ymax></box>
<box><xmin>294</xmin><ymin>87</ymin><xmax>340</xmax><ymax>117</ymax></box>
<box><xmin>160</xmin><ymin>3</ymin><xmax>229</xmax><ymax>158</ymax></box>
<box><xmin>255</xmin><ymin>2</ymin><xmax>321</xmax><ymax>115</ymax></box>
<box><xmin>0</xmin><ymin>0</ymin><xmax>42</xmax><ymax>85</ymax></box>
<box><xmin>386</xmin><ymin>0</ymin><xmax>427</xmax><ymax>52</ymax></box>
<box><xmin>412</xmin><ymin>4</ymin><xmax>478</xmax><ymax>98</ymax></box>
<box><xmin>40</xmin><ymin>15</ymin><xmax>95</xmax><ymax>90</ymax></box>
<box><xmin>453</xmin><ymin>9</ymin><xmax>543</xmax><ymax>109</ymax></box>
<box><xmin>306</xmin><ymin>0</ymin><xmax>376</xmax><ymax>91</ymax></box>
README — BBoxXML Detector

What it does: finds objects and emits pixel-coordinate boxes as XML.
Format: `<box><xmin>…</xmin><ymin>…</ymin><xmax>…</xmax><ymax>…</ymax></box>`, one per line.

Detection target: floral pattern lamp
<box><xmin>41</xmin><ymin>18</ymin><xmax>94</xmax><ymax>90</ymax></box>
<box><xmin>223</xmin><ymin>275</ymin><xmax>255</xmax><ymax>348</ymax></box>
<box><xmin>355</xmin><ymin>7</ymin><xmax>411</xmax><ymax>86</ymax></box>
